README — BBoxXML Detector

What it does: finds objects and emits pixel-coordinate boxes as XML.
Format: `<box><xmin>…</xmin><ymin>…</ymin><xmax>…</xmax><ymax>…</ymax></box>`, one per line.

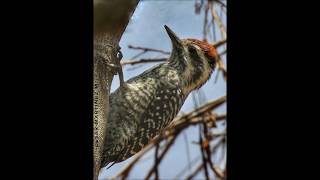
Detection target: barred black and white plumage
<box><xmin>102</xmin><ymin>25</ymin><xmax>218</xmax><ymax>167</ymax></box>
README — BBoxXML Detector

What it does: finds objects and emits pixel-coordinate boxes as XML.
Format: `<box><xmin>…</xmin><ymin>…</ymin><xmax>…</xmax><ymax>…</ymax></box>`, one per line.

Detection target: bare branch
<box><xmin>128</xmin><ymin>45</ymin><xmax>170</xmax><ymax>55</ymax></box>
<box><xmin>203</xmin><ymin>2</ymin><xmax>210</xmax><ymax>41</ymax></box>
<box><xmin>154</xmin><ymin>144</ymin><xmax>160</xmax><ymax>180</ymax></box>
<box><xmin>183</xmin><ymin>132</ymin><xmax>192</xmax><ymax>174</ymax></box>
<box><xmin>111</xmin><ymin>142</ymin><xmax>154</xmax><ymax>179</ymax></box>
<box><xmin>186</xmin><ymin>162</ymin><xmax>203</xmax><ymax>180</ymax></box>
<box><xmin>199</xmin><ymin>125</ymin><xmax>210</xmax><ymax>180</ymax></box>
<box><xmin>174</xmin><ymin>152</ymin><xmax>202</xmax><ymax>178</ymax></box>
<box><xmin>121</xmin><ymin>58</ymin><xmax>168</xmax><ymax>66</ymax></box>
<box><xmin>214</xmin><ymin>0</ymin><xmax>227</xmax><ymax>8</ymax></box>
<box><xmin>186</xmin><ymin>136</ymin><xmax>225</xmax><ymax>179</ymax></box>
<box><xmin>212</xmin><ymin>163</ymin><xmax>225</xmax><ymax>179</ymax></box>
<box><xmin>211</xmin><ymin>39</ymin><xmax>227</xmax><ymax>81</ymax></box>
<box><xmin>219</xmin><ymin>49</ymin><xmax>227</xmax><ymax>56</ymax></box>
<box><xmin>213</xmin><ymin>38</ymin><xmax>227</xmax><ymax>48</ymax></box>
<box><xmin>145</xmin><ymin>136</ymin><xmax>177</xmax><ymax>179</ymax></box>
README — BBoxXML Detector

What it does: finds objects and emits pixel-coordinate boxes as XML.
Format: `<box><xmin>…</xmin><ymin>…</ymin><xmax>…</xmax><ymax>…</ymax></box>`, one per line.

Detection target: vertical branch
<box><xmin>203</xmin><ymin>2</ymin><xmax>209</xmax><ymax>41</ymax></box>
<box><xmin>218</xmin><ymin>138</ymin><xmax>226</xmax><ymax>165</ymax></box>
<box><xmin>183</xmin><ymin>132</ymin><xmax>192</xmax><ymax>173</ymax></box>
<box><xmin>212</xmin><ymin>17</ymin><xmax>217</xmax><ymax>42</ymax></box>
<box><xmin>199</xmin><ymin>125</ymin><xmax>209</xmax><ymax>180</ymax></box>
<box><xmin>186</xmin><ymin>163</ymin><xmax>204</xmax><ymax>180</ymax></box>
<box><xmin>145</xmin><ymin>135</ymin><xmax>178</xmax><ymax>180</ymax></box>
<box><xmin>209</xmin><ymin>2</ymin><xmax>226</xmax><ymax>39</ymax></box>
<box><xmin>195</xmin><ymin>0</ymin><xmax>204</xmax><ymax>14</ymax></box>
<box><xmin>186</xmin><ymin>136</ymin><xmax>225</xmax><ymax>179</ymax></box>
<box><xmin>202</xmin><ymin>114</ymin><xmax>225</xmax><ymax>179</ymax></box>
<box><xmin>154</xmin><ymin>143</ymin><xmax>160</xmax><ymax>180</ymax></box>
<box><xmin>175</xmin><ymin>154</ymin><xmax>202</xmax><ymax>178</ymax></box>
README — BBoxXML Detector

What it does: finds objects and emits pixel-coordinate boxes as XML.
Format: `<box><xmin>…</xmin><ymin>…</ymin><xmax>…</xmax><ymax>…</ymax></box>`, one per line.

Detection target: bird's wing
<box><xmin>107</xmin><ymin>64</ymin><xmax>185</xmax><ymax>162</ymax></box>
<box><xmin>123</xmin><ymin>79</ymin><xmax>185</xmax><ymax>159</ymax></box>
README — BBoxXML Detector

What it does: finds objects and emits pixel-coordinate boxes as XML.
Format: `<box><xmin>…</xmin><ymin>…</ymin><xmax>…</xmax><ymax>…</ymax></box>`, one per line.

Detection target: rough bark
<box><xmin>94</xmin><ymin>33</ymin><xmax>118</xmax><ymax>180</ymax></box>
<box><xmin>93</xmin><ymin>1</ymin><xmax>139</xmax><ymax>180</ymax></box>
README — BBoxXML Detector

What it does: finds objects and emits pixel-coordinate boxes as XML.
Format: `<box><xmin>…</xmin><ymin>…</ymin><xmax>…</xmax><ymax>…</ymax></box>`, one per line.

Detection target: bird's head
<box><xmin>164</xmin><ymin>25</ymin><xmax>218</xmax><ymax>93</ymax></box>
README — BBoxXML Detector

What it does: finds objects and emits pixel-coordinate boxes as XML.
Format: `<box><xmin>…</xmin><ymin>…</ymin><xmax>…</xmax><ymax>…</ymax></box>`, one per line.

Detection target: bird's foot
<box><xmin>115</xmin><ymin>45</ymin><xmax>125</xmax><ymax>88</ymax></box>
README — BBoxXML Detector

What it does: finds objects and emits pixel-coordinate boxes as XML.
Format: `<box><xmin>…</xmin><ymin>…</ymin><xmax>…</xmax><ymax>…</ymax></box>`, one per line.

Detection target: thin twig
<box><xmin>211</xmin><ymin>165</ymin><xmax>225</xmax><ymax>179</ymax></box>
<box><xmin>128</xmin><ymin>45</ymin><xmax>170</xmax><ymax>55</ymax></box>
<box><xmin>216</xmin><ymin>56</ymin><xmax>227</xmax><ymax>81</ymax></box>
<box><xmin>212</xmin><ymin>16</ymin><xmax>217</xmax><ymax>42</ymax></box>
<box><xmin>174</xmin><ymin>153</ymin><xmax>202</xmax><ymax>178</ymax></box>
<box><xmin>154</xmin><ymin>143</ymin><xmax>160</xmax><ymax>180</ymax></box>
<box><xmin>212</xmin><ymin>38</ymin><xmax>226</xmax><ymax>48</ymax></box>
<box><xmin>183</xmin><ymin>132</ymin><xmax>192</xmax><ymax>174</ymax></box>
<box><xmin>199</xmin><ymin>125</ymin><xmax>210</xmax><ymax>180</ymax></box>
<box><xmin>212</xmin><ymin>39</ymin><xmax>227</xmax><ymax>81</ymax></box>
<box><xmin>195</xmin><ymin>0</ymin><xmax>204</xmax><ymax>14</ymax></box>
<box><xmin>145</xmin><ymin>136</ymin><xmax>177</xmax><ymax>179</ymax></box>
<box><xmin>219</xmin><ymin>49</ymin><xmax>227</xmax><ymax>56</ymax></box>
<box><xmin>214</xmin><ymin>0</ymin><xmax>227</xmax><ymax>8</ymax></box>
<box><xmin>121</xmin><ymin>58</ymin><xmax>167</xmax><ymax>66</ymax></box>
<box><xmin>131</xmin><ymin>50</ymin><xmax>147</xmax><ymax>59</ymax></box>
<box><xmin>206</xmin><ymin>151</ymin><xmax>224</xmax><ymax>179</ymax></box>
<box><xmin>170</xmin><ymin>95</ymin><xmax>226</xmax><ymax>127</ymax></box>
<box><xmin>186</xmin><ymin>136</ymin><xmax>225</xmax><ymax>179</ymax></box>
<box><xmin>186</xmin><ymin>162</ymin><xmax>203</xmax><ymax>180</ymax></box>
<box><xmin>112</xmin><ymin>142</ymin><xmax>155</xmax><ymax>179</ymax></box>
<box><xmin>203</xmin><ymin>1</ymin><xmax>209</xmax><ymax>41</ymax></box>
<box><xmin>203</xmin><ymin>119</ymin><xmax>219</xmax><ymax>179</ymax></box>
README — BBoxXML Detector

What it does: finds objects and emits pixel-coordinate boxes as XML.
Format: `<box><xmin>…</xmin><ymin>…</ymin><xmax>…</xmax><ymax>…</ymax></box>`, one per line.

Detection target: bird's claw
<box><xmin>115</xmin><ymin>45</ymin><xmax>125</xmax><ymax>88</ymax></box>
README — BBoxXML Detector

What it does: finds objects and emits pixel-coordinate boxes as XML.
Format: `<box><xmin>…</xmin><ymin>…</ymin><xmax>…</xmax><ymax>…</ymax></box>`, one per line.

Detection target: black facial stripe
<box><xmin>189</xmin><ymin>44</ymin><xmax>216</xmax><ymax>69</ymax></box>
<box><xmin>207</xmin><ymin>56</ymin><xmax>216</xmax><ymax>69</ymax></box>
<box><xmin>187</xmin><ymin>46</ymin><xmax>204</xmax><ymax>86</ymax></box>
<box><xmin>188</xmin><ymin>46</ymin><xmax>198</xmax><ymax>56</ymax></box>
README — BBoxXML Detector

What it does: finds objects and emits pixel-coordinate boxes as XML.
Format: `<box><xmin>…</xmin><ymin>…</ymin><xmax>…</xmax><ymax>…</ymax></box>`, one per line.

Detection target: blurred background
<box><xmin>100</xmin><ymin>0</ymin><xmax>226</xmax><ymax>179</ymax></box>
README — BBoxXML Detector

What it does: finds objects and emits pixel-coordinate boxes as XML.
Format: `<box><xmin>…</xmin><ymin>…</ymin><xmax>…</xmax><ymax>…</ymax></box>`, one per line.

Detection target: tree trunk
<box><xmin>93</xmin><ymin>1</ymin><xmax>139</xmax><ymax>180</ymax></box>
<box><xmin>93</xmin><ymin>33</ymin><xmax>118</xmax><ymax>180</ymax></box>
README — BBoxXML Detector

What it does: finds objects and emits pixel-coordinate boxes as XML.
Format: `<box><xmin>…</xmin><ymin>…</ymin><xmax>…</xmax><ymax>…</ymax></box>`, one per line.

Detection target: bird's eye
<box><xmin>188</xmin><ymin>46</ymin><xmax>197</xmax><ymax>55</ymax></box>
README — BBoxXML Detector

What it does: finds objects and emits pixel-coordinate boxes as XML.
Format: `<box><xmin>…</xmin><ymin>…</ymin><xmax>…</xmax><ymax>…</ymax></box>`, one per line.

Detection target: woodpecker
<box><xmin>102</xmin><ymin>25</ymin><xmax>218</xmax><ymax>167</ymax></box>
